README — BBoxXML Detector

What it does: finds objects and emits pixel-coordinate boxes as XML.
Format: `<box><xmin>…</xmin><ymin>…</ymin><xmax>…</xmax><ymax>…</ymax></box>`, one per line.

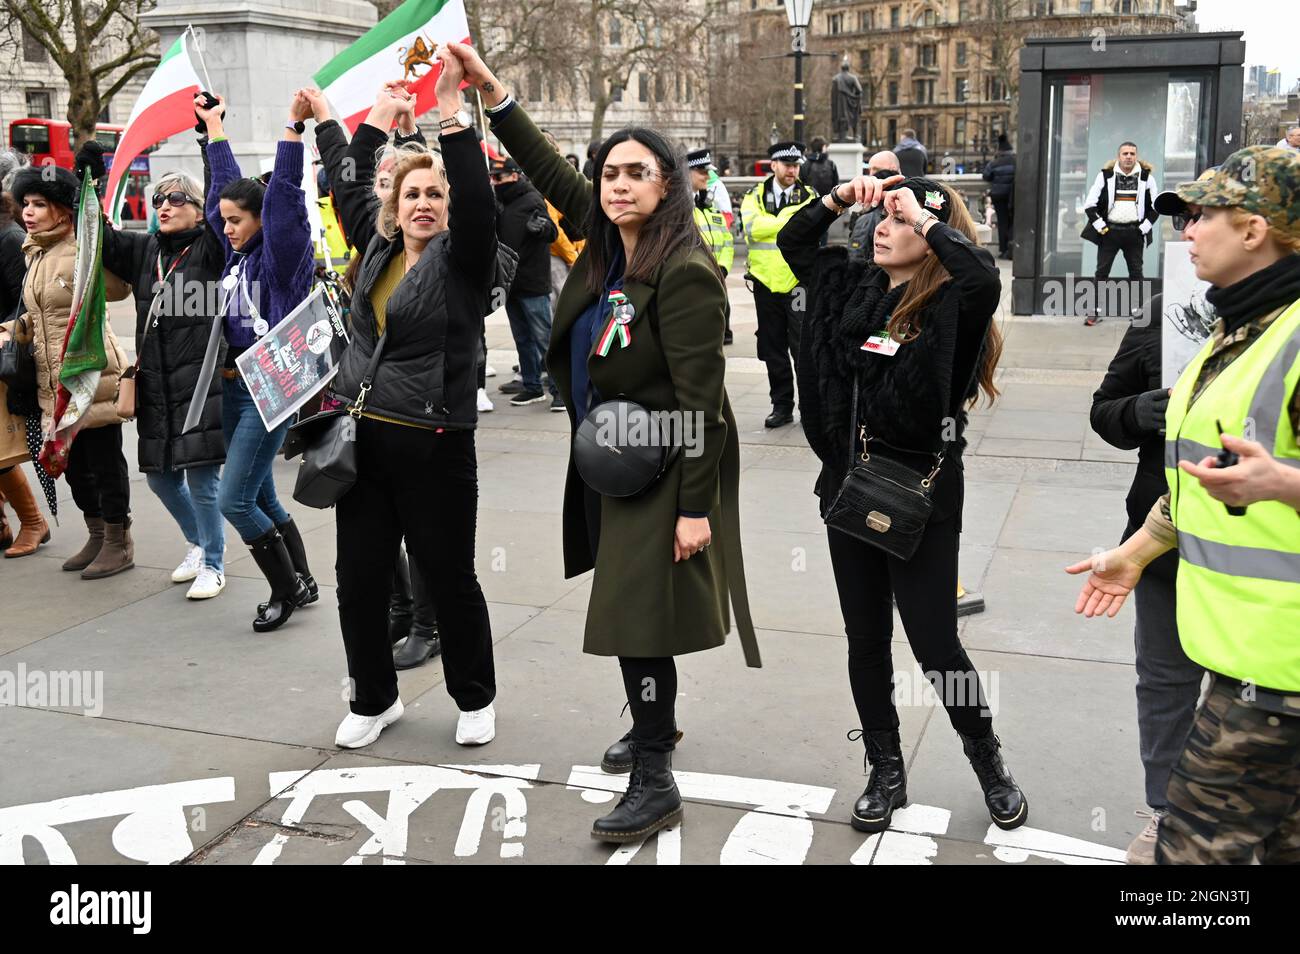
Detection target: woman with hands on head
<box><xmin>199</xmin><ymin>89</ymin><xmax>318</xmax><ymax>633</ymax></box>
<box><xmin>779</xmin><ymin>169</ymin><xmax>1025</xmax><ymax>836</ymax></box>
<box><xmin>325</xmin><ymin>48</ymin><xmax>504</xmax><ymax>752</ymax></box>
<box><xmin>443</xmin><ymin>41</ymin><xmax>760</xmax><ymax>845</ymax></box>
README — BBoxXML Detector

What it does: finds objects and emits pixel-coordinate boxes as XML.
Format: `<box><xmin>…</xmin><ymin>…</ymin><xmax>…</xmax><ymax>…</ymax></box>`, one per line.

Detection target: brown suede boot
<box><xmin>0</xmin><ymin>491</ymin><xmax>11</xmax><ymax>551</ymax></box>
<box><xmin>63</xmin><ymin>516</ymin><xmax>106</xmax><ymax>571</ymax></box>
<box><xmin>0</xmin><ymin>468</ymin><xmax>51</xmax><ymax>559</ymax></box>
<box><xmin>81</xmin><ymin>518</ymin><xmax>134</xmax><ymax>579</ymax></box>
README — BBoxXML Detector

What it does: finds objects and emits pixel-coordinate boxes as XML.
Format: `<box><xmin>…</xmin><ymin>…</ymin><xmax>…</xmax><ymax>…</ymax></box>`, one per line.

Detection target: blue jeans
<box><xmin>505</xmin><ymin>294</ymin><xmax>556</xmax><ymax>394</ymax></box>
<box><xmin>219</xmin><ymin>377</ymin><xmax>291</xmax><ymax>543</ymax></box>
<box><xmin>146</xmin><ymin>464</ymin><xmax>225</xmax><ymax>572</ymax></box>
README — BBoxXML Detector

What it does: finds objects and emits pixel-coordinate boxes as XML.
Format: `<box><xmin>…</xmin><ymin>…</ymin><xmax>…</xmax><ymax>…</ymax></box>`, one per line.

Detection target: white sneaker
<box><xmin>186</xmin><ymin>566</ymin><xmax>226</xmax><ymax>600</ymax></box>
<box><xmin>484</xmin><ymin>365</ymin><xmax>497</xmax><ymax>378</ymax></box>
<box><xmin>455</xmin><ymin>703</ymin><xmax>496</xmax><ymax>746</ymax></box>
<box><xmin>171</xmin><ymin>545</ymin><xmax>204</xmax><ymax>583</ymax></box>
<box><xmin>335</xmin><ymin>698</ymin><xmax>404</xmax><ymax>749</ymax></box>
<box><xmin>477</xmin><ymin>387</ymin><xmax>494</xmax><ymax>413</ymax></box>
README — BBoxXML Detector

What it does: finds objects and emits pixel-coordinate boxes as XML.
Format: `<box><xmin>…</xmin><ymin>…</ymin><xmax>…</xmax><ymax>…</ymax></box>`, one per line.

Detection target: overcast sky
<box><xmin>1192</xmin><ymin>0</ymin><xmax>1300</xmax><ymax>80</ymax></box>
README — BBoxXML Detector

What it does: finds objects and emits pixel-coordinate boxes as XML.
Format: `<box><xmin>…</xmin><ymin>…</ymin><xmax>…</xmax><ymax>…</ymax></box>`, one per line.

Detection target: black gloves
<box><xmin>1132</xmin><ymin>387</ymin><xmax>1170</xmax><ymax>435</ymax></box>
<box><xmin>74</xmin><ymin>142</ymin><xmax>107</xmax><ymax>182</ymax></box>
<box><xmin>193</xmin><ymin>91</ymin><xmax>221</xmax><ymax>135</ymax></box>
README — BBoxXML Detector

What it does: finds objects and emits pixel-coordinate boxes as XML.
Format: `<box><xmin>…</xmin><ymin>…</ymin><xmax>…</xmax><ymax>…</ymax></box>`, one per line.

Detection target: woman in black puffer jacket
<box><xmin>101</xmin><ymin>157</ymin><xmax>228</xmax><ymax>601</ymax></box>
<box><xmin>325</xmin><ymin>56</ymin><xmax>509</xmax><ymax>751</ymax></box>
<box><xmin>780</xmin><ymin>174</ymin><xmax>1028</xmax><ymax>837</ymax></box>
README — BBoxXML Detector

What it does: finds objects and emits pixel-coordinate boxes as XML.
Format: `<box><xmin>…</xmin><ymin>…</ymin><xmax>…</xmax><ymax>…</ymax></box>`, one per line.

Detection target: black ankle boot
<box><xmin>591</xmin><ymin>744</ymin><xmax>684</xmax><ymax>843</ymax></box>
<box><xmin>257</xmin><ymin>519</ymin><xmax>318</xmax><ymax>614</ymax></box>
<box><xmin>387</xmin><ymin>547</ymin><xmax>414</xmax><ymax>645</ymax></box>
<box><xmin>247</xmin><ymin>528</ymin><xmax>309</xmax><ymax>633</ymax></box>
<box><xmin>601</xmin><ymin>727</ymin><xmax>684</xmax><ymax>774</ymax></box>
<box><xmin>393</xmin><ymin>624</ymin><xmax>440</xmax><ymax>670</ymax></box>
<box><xmin>959</xmin><ymin>727</ymin><xmax>1028</xmax><ymax>830</ymax></box>
<box><xmin>849</xmin><ymin>729</ymin><xmax>907</xmax><ymax>833</ymax></box>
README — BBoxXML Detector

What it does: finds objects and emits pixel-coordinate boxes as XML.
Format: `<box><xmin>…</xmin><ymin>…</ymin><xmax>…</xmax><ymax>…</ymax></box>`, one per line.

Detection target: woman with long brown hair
<box><xmin>780</xmin><ymin>174</ymin><xmax>1027</xmax><ymax>835</ymax></box>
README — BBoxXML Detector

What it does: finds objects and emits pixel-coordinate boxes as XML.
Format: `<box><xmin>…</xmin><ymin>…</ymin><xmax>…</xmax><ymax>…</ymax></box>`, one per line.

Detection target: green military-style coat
<box><xmin>493</xmin><ymin>105</ymin><xmax>759</xmax><ymax>666</ymax></box>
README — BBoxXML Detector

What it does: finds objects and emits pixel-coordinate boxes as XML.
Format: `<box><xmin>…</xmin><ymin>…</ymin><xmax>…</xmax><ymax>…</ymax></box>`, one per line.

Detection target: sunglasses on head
<box><xmin>152</xmin><ymin>191</ymin><xmax>198</xmax><ymax>210</ymax></box>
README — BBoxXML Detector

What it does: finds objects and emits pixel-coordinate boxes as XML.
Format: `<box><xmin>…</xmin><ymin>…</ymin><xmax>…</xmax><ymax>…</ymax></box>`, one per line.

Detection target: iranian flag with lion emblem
<box><xmin>314</xmin><ymin>0</ymin><xmax>472</xmax><ymax>133</ymax></box>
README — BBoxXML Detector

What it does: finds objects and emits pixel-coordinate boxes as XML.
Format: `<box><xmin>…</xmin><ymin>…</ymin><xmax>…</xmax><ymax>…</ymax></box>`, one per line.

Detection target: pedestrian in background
<box><xmin>1081</xmin><ymin>141</ymin><xmax>1160</xmax><ymax>324</ymax></box>
<box><xmin>895</xmin><ymin>127</ymin><xmax>928</xmax><ymax>177</ymax></box>
<box><xmin>982</xmin><ymin>134</ymin><xmax>1016</xmax><ymax>260</ymax></box>
<box><xmin>847</xmin><ymin>150</ymin><xmax>901</xmax><ymax>267</ymax></box>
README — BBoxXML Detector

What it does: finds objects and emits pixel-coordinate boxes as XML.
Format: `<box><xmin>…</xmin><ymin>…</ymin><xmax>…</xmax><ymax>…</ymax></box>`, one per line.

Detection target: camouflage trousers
<box><xmin>1157</xmin><ymin>675</ymin><xmax>1300</xmax><ymax>864</ymax></box>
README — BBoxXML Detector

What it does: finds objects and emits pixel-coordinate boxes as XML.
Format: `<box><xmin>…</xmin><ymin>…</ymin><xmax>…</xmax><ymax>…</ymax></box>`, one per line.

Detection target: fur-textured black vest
<box><xmin>797</xmin><ymin>246</ymin><xmax>976</xmax><ymax>518</ymax></box>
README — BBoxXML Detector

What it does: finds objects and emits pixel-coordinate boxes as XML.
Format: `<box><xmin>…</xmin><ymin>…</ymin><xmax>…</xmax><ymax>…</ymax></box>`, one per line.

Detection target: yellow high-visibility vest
<box><xmin>1164</xmin><ymin>297</ymin><xmax>1300</xmax><ymax>691</ymax></box>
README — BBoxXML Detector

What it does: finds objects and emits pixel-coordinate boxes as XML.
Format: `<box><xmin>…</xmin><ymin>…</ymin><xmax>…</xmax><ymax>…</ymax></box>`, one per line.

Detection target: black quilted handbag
<box><xmin>290</xmin><ymin>334</ymin><xmax>386</xmax><ymax>509</ymax></box>
<box><xmin>823</xmin><ymin>377</ymin><xmax>946</xmax><ymax>561</ymax></box>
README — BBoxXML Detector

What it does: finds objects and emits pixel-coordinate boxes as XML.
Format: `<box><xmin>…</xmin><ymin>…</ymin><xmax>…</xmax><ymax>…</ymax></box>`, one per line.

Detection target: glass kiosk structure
<box><xmin>1013</xmin><ymin>32</ymin><xmax>1245</xmax><ymax>316</ymax></box>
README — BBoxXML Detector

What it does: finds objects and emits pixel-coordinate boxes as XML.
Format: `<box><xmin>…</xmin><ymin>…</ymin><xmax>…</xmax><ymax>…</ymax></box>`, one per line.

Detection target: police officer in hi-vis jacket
<box><xmin>741</xmin><ymin>141</ymin><xmax>817</xmax><ymax>427</ymax></box>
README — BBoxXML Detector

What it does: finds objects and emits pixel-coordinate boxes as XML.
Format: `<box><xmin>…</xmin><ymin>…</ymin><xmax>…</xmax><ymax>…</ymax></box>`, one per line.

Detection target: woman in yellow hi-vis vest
<box><xmin>1067</xmin><ymin>146</ymin><xmax>1300</xmax><ymax>864</ymax></box>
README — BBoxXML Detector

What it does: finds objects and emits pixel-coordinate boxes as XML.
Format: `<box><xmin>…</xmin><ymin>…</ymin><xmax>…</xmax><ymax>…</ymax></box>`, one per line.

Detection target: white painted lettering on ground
<box><xmin>0</xmin><ymin>778</ymin><xmax>235</xmax><ymax>865</ymax></box>
<box><xmin>258</xmin><ymin>764</ymin><xmax>541</xmax><ymax>864</ymax></box>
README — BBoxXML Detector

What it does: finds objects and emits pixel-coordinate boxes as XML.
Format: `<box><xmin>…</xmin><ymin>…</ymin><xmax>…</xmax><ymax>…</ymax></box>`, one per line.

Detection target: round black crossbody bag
<box><xmin>573</xmin><ymin>398</ymin><xmax>682</xmax><ymax>498</ymax></box>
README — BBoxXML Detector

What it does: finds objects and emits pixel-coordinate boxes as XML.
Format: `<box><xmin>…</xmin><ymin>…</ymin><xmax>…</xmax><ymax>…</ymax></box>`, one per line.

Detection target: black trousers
<box><xmin>583</xmin><ymin>483</ymin><xmax>678</xmax><ymax>752</ymax></box>
<box><xmin>65</xmin><ymin>424</ymin><xmax>130</xmax><ymax>524</ymax></box>
<box><xmin>1096</xmin><ymin>225</ymin><xmax>1145</xmax><ymax>279</ymax></box>
<box><xmin>992</xmin><ymin>194</ymin><xmax>1014</xmax><ymax>254</ymax></box>
<box><xmin>336</xmin><ymin>419</ymin><xmax>495</xmax><ymax>716</ymax></box>
<box><xmin>752</xmin><ymin>283</ymin><xmax>801</xmax><ymax>412</ymax></box>
<box><xmin>826</xmin><ymin>515</ymin><xmax>990</xmax><ymax>737</ymax></box>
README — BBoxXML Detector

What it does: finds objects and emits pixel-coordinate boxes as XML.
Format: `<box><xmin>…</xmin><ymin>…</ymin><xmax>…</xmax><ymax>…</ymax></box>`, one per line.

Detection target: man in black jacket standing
<box><xmin>492</xmin><ymin>158</ymin><xmax>560</xmax><ymax>409</ymax></box>
<box><xmin>982</xmin><ymin>135</ymin><xmax>1015</xmax><ymax>259</ymax></box>
<box><xmin>1089</xmin><ymin>288</ymin><xmax>1202</xmax><ymax>865</ymax></box>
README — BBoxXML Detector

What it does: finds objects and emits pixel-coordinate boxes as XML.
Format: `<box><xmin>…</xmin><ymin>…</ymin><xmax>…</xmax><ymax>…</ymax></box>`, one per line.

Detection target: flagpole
<box><xmin>187</xmin><ymin>24</ymin><xmax>216</xmax><ymax>92</ymax></box>
<box><xmin>473</xmin><ymin>87</ymin><xmax>490</xmax><ymax>173</ymax></box>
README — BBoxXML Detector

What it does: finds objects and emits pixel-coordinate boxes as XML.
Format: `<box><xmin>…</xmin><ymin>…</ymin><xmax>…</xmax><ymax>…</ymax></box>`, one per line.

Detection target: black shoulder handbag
<box><xmin>0</xmin><ymin>311</ymin><xmax>36</xmax><ymax>394</ymax></box>
<box><xmin>290</xmin><ymin>334</ymin><xmax>386</xmax><ymax>509</ymax></box>
<box><xmin>574</xmin><ymin>398</ymin><xmax>682</xmax><ymax>498</ymax></box>
<box><xmin>823</xmin><ymin>375</ymin><xmax>955</xmax><ymax>561</ymax></box>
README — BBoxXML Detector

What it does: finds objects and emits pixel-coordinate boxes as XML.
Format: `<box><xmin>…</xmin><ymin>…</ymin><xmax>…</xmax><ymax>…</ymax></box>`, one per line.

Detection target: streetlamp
<box><xmin>784</xmin><ymin>0</ymin><xmax>814</xmax><ymax>144</ymax></box>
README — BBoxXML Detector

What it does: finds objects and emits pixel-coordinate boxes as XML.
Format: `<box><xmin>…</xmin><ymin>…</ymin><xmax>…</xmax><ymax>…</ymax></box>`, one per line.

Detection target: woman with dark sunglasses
<box><xmin>98</xmin><ymin>161</ymin><xmax>228</xmax><ymax>599</ymax></box>
<box><xmin>197</xmin><ymin>90</ymin><xmax>318</xmax><ymax>631</ymax></box>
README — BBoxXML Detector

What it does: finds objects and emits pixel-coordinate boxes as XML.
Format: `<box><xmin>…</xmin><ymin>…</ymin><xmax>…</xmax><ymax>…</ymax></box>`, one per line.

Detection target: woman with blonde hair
<box><xmin>780</xmin><ymin>175</ymin><xmax>1026</xmax><ymax>835</ymax></box>
<box><xmin>325</xmin><ymin>54</ymin><xmax>503</xmax><ymax>750</ymax></box>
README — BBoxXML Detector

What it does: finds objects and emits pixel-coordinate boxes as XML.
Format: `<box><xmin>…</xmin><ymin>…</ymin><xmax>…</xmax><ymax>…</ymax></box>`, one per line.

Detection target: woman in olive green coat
<box><xmin>449</xmin><ymin>42</ymin><xmax>759</xmax><ymax>843</ymax></box>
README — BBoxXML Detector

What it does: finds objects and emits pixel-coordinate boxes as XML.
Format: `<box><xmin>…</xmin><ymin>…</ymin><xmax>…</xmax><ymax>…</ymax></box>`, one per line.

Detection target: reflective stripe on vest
<box><xmin>740</xmin><ymin>183</ymin><xmax>813</xmax><ymax>294</ymax></box>
<box><xmin>1163</xmin><ymin>296</ymin><xmax>1300</xmax><ymax>690</ymax></box>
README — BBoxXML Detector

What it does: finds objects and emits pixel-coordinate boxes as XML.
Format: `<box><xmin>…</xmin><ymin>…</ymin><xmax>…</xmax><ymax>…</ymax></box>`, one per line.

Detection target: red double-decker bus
<box><xmin>8</xmin><ymin>118</ymin><xmax>151</xmax><ymax>220</ymax></box>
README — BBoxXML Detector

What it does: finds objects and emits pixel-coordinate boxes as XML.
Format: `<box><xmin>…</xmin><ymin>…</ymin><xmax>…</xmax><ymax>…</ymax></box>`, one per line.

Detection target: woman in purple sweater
<box><xmin>197</xmin><ymin>91</ymin><xmax>318</xmax><ymax>633</ymax></box>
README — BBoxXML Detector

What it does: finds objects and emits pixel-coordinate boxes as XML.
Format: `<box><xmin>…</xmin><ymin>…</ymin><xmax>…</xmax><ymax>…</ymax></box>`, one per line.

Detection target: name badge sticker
<box><xmin>861</xmin><ymin>330</ymin><xmax>901</xmax><ymax>356</ymax></box>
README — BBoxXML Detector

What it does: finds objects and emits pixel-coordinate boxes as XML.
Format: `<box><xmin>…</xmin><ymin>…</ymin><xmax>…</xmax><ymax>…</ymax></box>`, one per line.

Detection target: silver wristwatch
<box><xmin>913</xmin><ymin>209</ymin><xmax>937</xmax><ymax>235</ymax></box>
<box><xmin>439</xmin><ymin>108</ymin><xmax>473</xmax><ymax>131</ymax></box>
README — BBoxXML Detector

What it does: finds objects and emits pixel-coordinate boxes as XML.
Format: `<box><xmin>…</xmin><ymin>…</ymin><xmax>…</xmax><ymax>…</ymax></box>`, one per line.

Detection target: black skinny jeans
<box><xmin>826</xmin><ymin>511</ymin><xmax>991</xmax><ymax>738</ymax></box>
<box><xmin>65</xmin><ymin>423</ymin><xmax>131</xmax><ymax>524</ymax></box>
<box><xmin>336</xmin><ymin>418</ymin><xmax>495</xmax><ymax>716</ymax></box>
<box><xmin>583</xmin><ymin>483</ymin><xmax>678</xmax><ymax>753</ymax></box>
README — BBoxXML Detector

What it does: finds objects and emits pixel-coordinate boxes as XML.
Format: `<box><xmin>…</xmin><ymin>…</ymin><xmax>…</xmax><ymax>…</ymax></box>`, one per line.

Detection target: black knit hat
<box><xmin>12</xmin><ymin>165</ymin><xmax>80</xmax><ymax>213</ymax></box>
<box><xmin>886</xmin><ymin>176</ymin><xmax>954</xmax><ymax>223</ymax></box>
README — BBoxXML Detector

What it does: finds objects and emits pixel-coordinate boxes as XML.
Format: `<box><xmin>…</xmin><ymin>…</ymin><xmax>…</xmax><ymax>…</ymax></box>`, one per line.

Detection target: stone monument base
<box><xmin>826</xmin><ymin>141</ymin><xmax>864</xmax><ymax>182</ymax></box>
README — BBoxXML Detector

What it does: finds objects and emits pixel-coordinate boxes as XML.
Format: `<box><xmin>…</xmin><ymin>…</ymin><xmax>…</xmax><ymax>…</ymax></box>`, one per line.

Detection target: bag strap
<box><xmin>347</xmin><ymin>332</ymin><xmax>387</xmax><ymax>418</ymax></box>
<box><xmin>849</xmin><ymin>324</ymin><xmax>985</xmax><ymax>485</ymax></box>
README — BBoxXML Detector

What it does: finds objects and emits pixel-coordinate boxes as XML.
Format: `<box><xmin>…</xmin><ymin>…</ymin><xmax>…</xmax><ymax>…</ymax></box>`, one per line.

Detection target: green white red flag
<box><xmin>105</xmin><ymin>30</ymin><xmax>205</xmax><ymax>223</ymax></box>
<box><xmin>40</xmin><ymin>169</ymin><xmax>109</xmax><ymax>478</ymax></box>
<box><xmin>314</xmin><ymin>0</ymin><xmax>472</xmax><ymax>133</ymax></box>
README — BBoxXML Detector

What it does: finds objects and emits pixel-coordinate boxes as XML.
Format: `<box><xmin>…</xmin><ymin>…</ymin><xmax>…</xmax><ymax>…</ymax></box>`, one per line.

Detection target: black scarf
<box><xmin>156</xmin><ymin>225</ymin><xmax>204</xmax><ymax>269</ymax></box>
<box><xmin>1207</xmin><ymin>254</ymin><xmax>1300</xmax><ymax>335</ymax></box>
